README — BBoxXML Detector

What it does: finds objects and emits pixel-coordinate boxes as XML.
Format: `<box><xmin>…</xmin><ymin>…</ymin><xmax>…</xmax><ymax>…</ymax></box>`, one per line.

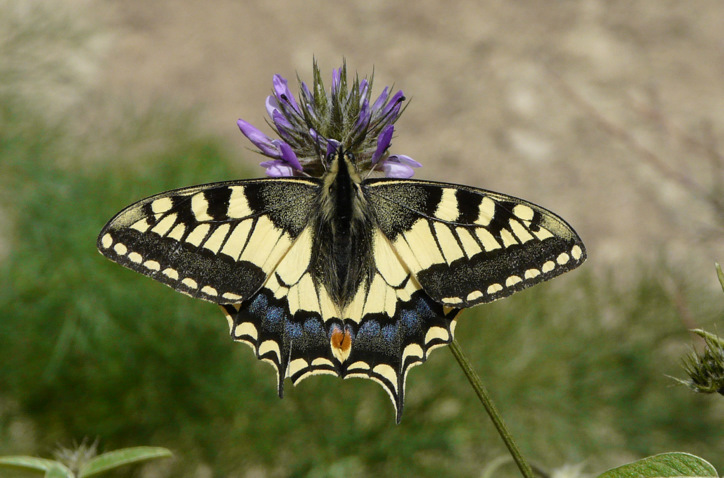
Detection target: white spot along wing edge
<box><xmin>364</xmin><ymin>178</ymin><xmax>587</xmax><ymax>307</ymax></box>
<box><xmin>97</xmin><ymin>178</ymin><xmax>321</xmax><ymax>304</ymax></box>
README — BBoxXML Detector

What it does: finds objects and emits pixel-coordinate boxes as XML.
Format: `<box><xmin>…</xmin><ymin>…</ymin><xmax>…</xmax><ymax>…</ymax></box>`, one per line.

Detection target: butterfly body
<box><xmin>98</xmin><ymin>149</ymin><xmax>585</xmax><ymax>421</ymax></box>
<box><xmin>314</xmin><ymin>151</ymin><xmax>373</xmax><ymax>307</ymax></box>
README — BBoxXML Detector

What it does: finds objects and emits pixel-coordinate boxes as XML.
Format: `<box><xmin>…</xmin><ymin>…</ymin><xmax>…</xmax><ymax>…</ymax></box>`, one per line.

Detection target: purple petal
<box><xmin>265</xmin><ymin>95</ymin><xmax>279</xmax><ymax>119</ymax></box>
<box><xmin>273</xmin><ymin>118</ymin><xmax>294</xmax><ymax>143</ymax></box>
<box><xmin>382</xmin><ymin>161</ymin><xmax>415</xmax><ymax>178</ymax></box>
<box><xmin>272</xmin><ymin>109</ymin><xmax>292</xmax><ymax>131</ymax></box>
<box><xmin>358</xmin><ymin>78</ymin><xmax>369</xmax><ymax>100</ymax></box>
<box><xmin>354</xmin><ymin>98</ymin><xmax>370</xmax><ymax>130</ymax></box>
<box><xmin>272</xmin><ymin>74</ymin><xmax>300</xmax><ymax>112</ymax></box>
<box><xmin>300</xmin><ymin>81</ymin><xmax>313</xmax><ymax>102</ymax></box>
<box><xmin>260</xmin><ymin>160</ymin><xmax>295</xmax><ymax>177</ymax></box>
<box><xmin>331</xmin><ymin>68</ymin><xmax>341</xmax><ymax>94</ymax></box>
<box><xmin>272</xmin><ymin>74</ymin><xmax>292</xmax><ymax>98</ymax></box>
<box><xmin>381</xmin><ymin>90</ymin><xmax>405</xmax><ymax>118</ymax></box>
<box><xmin>274</xmin><ymin>140</ymin><xmax>302</xmax><ymax>170</ymax></box>
<box><xmin>308</xmin><ymin>128</ymin><xmax>324</xmax><ymax>152</ymax></box>
<box><xmin>371</xmin><ymin>86</ymin><xmax>389</xmax><ymax>112</ymax></box>
<box><xmin>388</xmin><ymin>154</ymin><xmax>422</xmax><ymax>168</ymax></box>
<box><xmin>237</xmin><ymin>119</ymin><xmax>280</xmax><ymax>157</ymax></box>
<box><xmin>382</xmin><ymin>155</ymin><xmax>421</xmax><ymax>178</ymax></box>
<box><xmin>304</xmin><ymin>102</ymin><xmax>319</xmax><ymax>122</ymax></box>
<box><xmin>326</xmin><ymin>139</ymin><xmax>341</xmax><ymax>158</ymax></box>
<box><xmin>372</xmin><ymin>124</ymin><xmax>394</xmax><ymax>164</ymax></box>
<box><xmin>386</xmin><ymin>101</ymin><xmax>402</xmax><ymax>120</ymax></box>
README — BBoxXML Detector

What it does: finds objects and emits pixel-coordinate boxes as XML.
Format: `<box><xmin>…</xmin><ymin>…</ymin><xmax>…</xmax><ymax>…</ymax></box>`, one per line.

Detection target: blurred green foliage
<box><xmin>0</xmin><ymin>94</ymin><xmax>723</xmax><ymax>478</ymax></box>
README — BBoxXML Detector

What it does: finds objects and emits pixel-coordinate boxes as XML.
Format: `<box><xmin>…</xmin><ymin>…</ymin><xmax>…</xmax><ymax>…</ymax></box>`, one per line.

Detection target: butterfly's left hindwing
<box><xmin>98</xmin><ymin>178</ymin><xmax>320</xmax><ymax>304</ymax></box>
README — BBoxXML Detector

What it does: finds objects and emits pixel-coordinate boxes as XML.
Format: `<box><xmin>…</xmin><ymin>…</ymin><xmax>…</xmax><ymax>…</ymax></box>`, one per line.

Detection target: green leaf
<box><xmin>716</xmin><ymin>263</ymin><xmax>724</xmax><ymax>293</ymax></box>
<box><xmin>46</xmin><ymin>463</ymin><xmax>74</xmax><ymax>478</ymax></box>
<box><xmin>0</xmin><ymin>456</ymin><xmax>65</xmax><ymax>473</ymax></box>
<box><xmin>597</xmin><ymin>452</ymin><xmax>718</xmax><ymax>478</ymax></box>
<box><xmin>78</xmin><ymin>447</ymin><xmax>172</xmax><ymax>477</ymax></box>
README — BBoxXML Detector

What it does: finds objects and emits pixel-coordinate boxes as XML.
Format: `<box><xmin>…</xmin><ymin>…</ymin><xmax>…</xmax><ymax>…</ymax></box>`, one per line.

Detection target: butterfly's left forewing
<box><xmin>364</xmin><ymin>178</ymin><xmax>586</xmax><ymax>308</ymax></box>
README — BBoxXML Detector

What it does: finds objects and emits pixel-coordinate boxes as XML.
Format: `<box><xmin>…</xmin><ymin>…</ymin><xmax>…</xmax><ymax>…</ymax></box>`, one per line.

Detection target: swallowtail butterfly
<box><xmin>98</xmin><ymin>148</ymin><xmax>585</xmax><ymax>421</ymax></box>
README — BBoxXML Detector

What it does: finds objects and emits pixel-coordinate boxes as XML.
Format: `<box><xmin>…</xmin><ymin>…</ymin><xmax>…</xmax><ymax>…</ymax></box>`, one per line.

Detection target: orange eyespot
<box><xmin>330</xmin><ymin>325</ymin><xmax>352</xmax><ymax>362</ymax></box>
<box><xmin>331</xmin><ymin>327</ymin><xmax>352</xmax><ymax>352</ymax></box>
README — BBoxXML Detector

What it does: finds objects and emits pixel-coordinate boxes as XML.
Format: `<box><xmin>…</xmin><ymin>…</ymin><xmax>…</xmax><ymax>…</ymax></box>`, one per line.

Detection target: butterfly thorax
<box><xmin>313</xmin><ymin>151</ymin><xmax>374</xmax><ymax>307</ymax></box>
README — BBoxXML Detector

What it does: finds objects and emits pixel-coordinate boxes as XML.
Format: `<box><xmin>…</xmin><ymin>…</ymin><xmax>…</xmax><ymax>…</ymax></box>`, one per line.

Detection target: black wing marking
<box><xmin>364</xmin><ymin>179</ymin><xmax>586</xmax><ymax>307</ymax></box>
<box><xmin>219</xmin><ymin>223</ymin><xmax>340</xmax><ymax>397</ymax></box>
<box><xmin>342</xmin><ymin>283</ymin><xmax>460</xmax><ymax>423</ymax></box>
<box><xmin>97</xmin><ymin>178</ymin><xmax>320</xmax><ymax>304</ymax></box>
<box><xmin>219</xmin><ymin>222</ymin><xmax>462</xmax><ymax>422</ymax></box>
<box><xmin>221</xmin><ymin>271</ymin><xmax>460</xmax><ymax>423</ymax></box>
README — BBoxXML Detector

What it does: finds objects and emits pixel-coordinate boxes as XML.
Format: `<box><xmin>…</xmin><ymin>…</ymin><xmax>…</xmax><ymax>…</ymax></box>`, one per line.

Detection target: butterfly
<box><xmin>98</xmin><ymin>147</ymin><xmax>586</xmax><ymax>422</ymax></box>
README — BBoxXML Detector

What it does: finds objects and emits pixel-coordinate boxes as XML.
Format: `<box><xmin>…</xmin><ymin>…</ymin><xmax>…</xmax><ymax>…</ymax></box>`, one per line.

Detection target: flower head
<box><xmin>237</xmin><ymin>60</ymin><xmax>420</xmax><ymax>178</ymax></box>
<box><xmin>677</xmin><ymin>265</ymin><xmax>724</xmax><ymax>396</ymax></box>
<box><xmin>679</xmin><ymin>329</ymin><xmax>724</xmax><ymax>395</ymax></box>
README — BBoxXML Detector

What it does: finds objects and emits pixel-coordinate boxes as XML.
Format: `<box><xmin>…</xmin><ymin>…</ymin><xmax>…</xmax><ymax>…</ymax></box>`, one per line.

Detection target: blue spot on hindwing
<box><xmin>414</xmin><ymin>294</ymin><xmax>435</xmax><ymax>319</ymax></box>
<box><xmin>247</xmin><ymin>292</ymin><xmax>268</xmax><ymax>315</ymax></box>
<box><xmin>381</xmin><ymin>324</ymin><xmax>399</xmax><ymax>343</ymax></box>
<box><xmin>285</xmin><ymin>320</ymin><xmax>303</xmax><ymax>340</ymax></box>
<box><xmin>399</xmin><ymin>308</ymin><xmax>421</xmax><ymax>332</ymax></box>
<box><xmin>303</xmin><ymin>318</ymin><xmax>324</xmax><ymax>336</ymax></box>
<box><xmin>264</xmin><ymin>305</ymin><xmax>284</xmax><ymax>325</ymax></box>
<box><xmin>357</xmin><ymin>320</ymin><xmax>380</xmax><ymax>339</ymax></box>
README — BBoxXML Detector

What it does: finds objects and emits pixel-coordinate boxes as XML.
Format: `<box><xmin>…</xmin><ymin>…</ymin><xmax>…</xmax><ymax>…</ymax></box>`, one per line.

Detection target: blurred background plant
<box><xmin>676</xmin><ymin>266</ymin><xmax>724</xmax><ymax>399</ymax></box>
<box><xmin>1</xmin><ymin>1</ymin><xmax>723</xmax><ymax>477</ymax></box>
<box><xmin>0</xmin><ymin>441</ymin><xmax>172</xmax><ymax>478</ymax></box>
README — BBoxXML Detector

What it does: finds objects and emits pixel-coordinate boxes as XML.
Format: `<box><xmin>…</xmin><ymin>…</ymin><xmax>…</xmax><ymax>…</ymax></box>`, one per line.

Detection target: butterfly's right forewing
<box><xmin>97</xmin><ymin>178</ymin><xmax>320</xmax><ymax>304</ymax></box>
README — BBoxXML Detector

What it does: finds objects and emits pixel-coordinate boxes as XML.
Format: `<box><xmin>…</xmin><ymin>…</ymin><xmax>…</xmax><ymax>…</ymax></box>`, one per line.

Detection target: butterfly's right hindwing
<box><xmin>97</xmin><ymin>178</ymin><xmax>320</xmax><ymax>304</ymax></box>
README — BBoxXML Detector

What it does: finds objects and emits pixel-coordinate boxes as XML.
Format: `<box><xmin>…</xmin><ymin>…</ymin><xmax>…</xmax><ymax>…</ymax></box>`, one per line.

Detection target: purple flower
<box><xmin>300</xmin><ymin>81</ymin><xmax>313</xmax><ymax>102</ymax></box>
<box><xmin>358</xmin><ymin>78</ymin><xmax>369</xmax><ymax>100</ymax></box>
<box><xmin>380</xmin><ymin>90</ymin><xmax>405</xmax><ymax>120</ymax></box>
<box><xmin>237</xmin><ymin>119</ymin><xmax>301</xmax><ymax>174</ymax></box>
<box><xmin>260</xmin><ymin>160</ymin><xmax>295</xmax><ymax>177</ymax></box>
<box><xmin>372</xmin><ymin>124</ymin><xmax>394</xmax><ymax>165</ymax></box>
<box><xmin>265</xmin><ymin>95</ymin><xmax>279</xmax><ymax>119</ymax></box>
<box><xmin>236</xmin><ymin>119</ymin><xmax>281</xmax><ymax>157</ymax></box>
<box><xmin>235</xmin><ymin>61</ymin><xmax>421</xmax><ymax>177</ymax></box>
<box><xmin>276</xmin><ymin>141</ymin><xmax>301</xmax><ymax>169</ymax></box>
<box><xmin>355</xmin><ymin>98</ymin><xmax>370</xmax><ymax>131</ymax></box>
<box><xmin>309</xmin><ymin>128</ymin><xmax>320</xmax><ymax>142</ymax></box>
<box><xmin>371</xmin><ymin>86</ymin><xmax>389</xmax><ymax>112</ymax></box>
<box><xmin>331</xmin><ymin>68</ymin><xmax>341</xmax><ymax>95</ymax></box>
<box><xmin>326</xmin><ymin>139</ymin><xmax>341</xmax><ymax>158</ymax></box>
<box><xmin>271</xmin><ymin>111</ymin><xmax>294</xmax><ymax>139</ymax></box>
<box><xmin>380</xmin><ymin>155</ymin><xmax>422</xmax><ymax>178</ymax></box>
<box><xmin>272</xmin><ymin>74</ymin><xmax>300</xmax><ymax>113</ymax></box>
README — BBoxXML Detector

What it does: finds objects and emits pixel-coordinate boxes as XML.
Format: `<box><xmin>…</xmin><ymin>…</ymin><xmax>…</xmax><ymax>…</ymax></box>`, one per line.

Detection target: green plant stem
<box><xmin>449</xmin><ymin>339</ymin><xmax>534</xmax><ymax>478</ymax></box>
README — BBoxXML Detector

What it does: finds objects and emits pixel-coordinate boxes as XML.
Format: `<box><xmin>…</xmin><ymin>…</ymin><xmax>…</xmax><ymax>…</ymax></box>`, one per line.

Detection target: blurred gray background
<box><xmin>3</xmin><ymin>1</ymin><xmax>724</xmax><ymax>476</ymax></box>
